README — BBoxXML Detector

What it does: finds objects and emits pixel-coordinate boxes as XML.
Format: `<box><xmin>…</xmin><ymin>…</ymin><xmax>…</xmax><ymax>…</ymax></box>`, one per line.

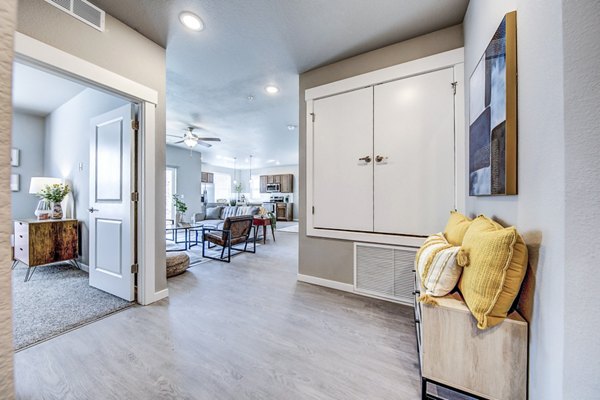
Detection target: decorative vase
<box><xmin>51</xmin><ymin>202</ymin><xmax>63</xmax><ymax>219</ymax></box>
<box><xmin>176</xmin><ymin>212</ymin><xmax>184</xmax><ymax>224</ymax></box>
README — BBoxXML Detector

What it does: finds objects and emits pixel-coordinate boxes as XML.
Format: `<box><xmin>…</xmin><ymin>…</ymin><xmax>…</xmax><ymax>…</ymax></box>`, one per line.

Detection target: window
<box><xmin>251</xmin><ymin>175</ymin><xmax>261</xmax><ymax>200</ymax></box>
<box><xmin>166</xmin><ymin>167</ymin><xmax>177</xmax><ymax>221</ymax></box>
<box><xmin>213</xmin><ymin>172</ymin><xmax>232</xmax><ymax>201</ymax></box>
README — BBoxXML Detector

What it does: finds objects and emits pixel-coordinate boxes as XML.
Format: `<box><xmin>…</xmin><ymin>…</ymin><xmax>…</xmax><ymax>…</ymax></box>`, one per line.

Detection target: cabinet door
<box><xmin>280</xmin><ymin>174</ymin><xmax>291</xmax><ymax>193</ymax></box>
<box><xmin>259</xmin><ymin>176</ymin><xmax>267</xmax><ymax>193</ymax></box>
<box><xmin>274</xmin><ymin>175</ymin><xmax>281</xmax><ymax>184</ymax></box>
<box><xmin>374</xmin><ymin>68</ymin><xmax>455</xmax><ymax>235</ymax></box>
<box><xmin>313</xmin><ymin>87</ymin><xmax>374</xmax><ymax>231</ymax></box>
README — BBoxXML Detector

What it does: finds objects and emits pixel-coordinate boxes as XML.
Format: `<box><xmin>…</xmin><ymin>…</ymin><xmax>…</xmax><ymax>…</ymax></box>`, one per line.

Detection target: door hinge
<box><xmin>312</xmin><ymin>206</ymin><xmax>315</xmax><ymax>215</ymax></box>
<box><xmin>131</xmin><ymin>263</ymin><xmax>139</xmax><ymax>274</ymax></box>
<box><xmin>131</xmin><ymin>119</ymin><xmax>139</xmax><ymax>130</ymax></box>
<box><xmin>310</xmin><ymin>112</ymin><xmax>315</xmax><ymax>122</ymax></box>
<box><xmin>451</xmin><ymin>81</ymin><xmax>458</xmax><ymax>95</ymax></box>
<box><xmin>131</xmin><ymin>191</ymin><xmax>139</xmax><ymax>202</ymax></box>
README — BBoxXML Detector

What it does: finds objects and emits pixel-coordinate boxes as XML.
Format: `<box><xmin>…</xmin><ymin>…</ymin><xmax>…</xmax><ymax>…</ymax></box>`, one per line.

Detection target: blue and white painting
<box><xmin>469</xmin><ymin>16</ymin><xmax>509</xmax><ymax>196</ymax></box>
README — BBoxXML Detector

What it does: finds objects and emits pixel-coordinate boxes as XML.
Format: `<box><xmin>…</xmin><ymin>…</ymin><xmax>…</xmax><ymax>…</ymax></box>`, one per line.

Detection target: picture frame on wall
<box><xmin>11</xmin><ymin>148</ymin><xmax>19</xmax><ymax>167</ymax></box>
<box><xmin>10</xmin><ymin>174</ymin><xmax>19</xmax><ymax>192</ymax></box>
<box><xmin>469</xmin><ymin>11</ymin><xmax>517</xmax><ymax>196</ymax></box>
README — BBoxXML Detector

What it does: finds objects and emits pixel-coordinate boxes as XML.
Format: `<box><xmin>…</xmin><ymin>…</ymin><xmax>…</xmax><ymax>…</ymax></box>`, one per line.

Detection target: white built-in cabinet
<box><xmin>307</xmin><ymin>48</ymin><xmax>464</xmax><ymax>245</ymax></box>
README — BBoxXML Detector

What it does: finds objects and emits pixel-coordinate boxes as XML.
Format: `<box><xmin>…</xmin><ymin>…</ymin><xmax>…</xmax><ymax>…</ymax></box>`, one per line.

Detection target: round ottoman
<box><xmin>166</xmin><ymin>252</ymin><xmax>190</xmax><ymax>278</ymax></box>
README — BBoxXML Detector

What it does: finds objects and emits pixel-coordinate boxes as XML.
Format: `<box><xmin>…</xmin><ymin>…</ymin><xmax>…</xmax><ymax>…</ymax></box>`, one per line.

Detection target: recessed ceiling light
<box><xmin>179</xmin><ymin>11</ymin><xmax>204</xmax><ymax>31</ymax></box>
<box><xmin>287</xmin><ymin>124</ymin><xmax>296</xmax><ymax>131</ymax></box>
<box><xmin>265</xmin><ymin>85</ymin><xmax>279</xmax><ymax>94</ymax></box>
<box><xmin>247</xmin><ymin>95</ymin><xmax>255</xmax><ymax>101</ymax></box>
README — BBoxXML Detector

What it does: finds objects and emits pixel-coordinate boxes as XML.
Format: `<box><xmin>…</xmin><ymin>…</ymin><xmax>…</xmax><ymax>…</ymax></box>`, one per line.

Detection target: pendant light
<box><xmin>233</xmin><ymin>157</ymin><xmax>238</xmax><ymax>185</ymax></box>
<box><xmin>248</xmin><ymin>155</ymin><xmax>253</xmax><ymax>185</ymax></box>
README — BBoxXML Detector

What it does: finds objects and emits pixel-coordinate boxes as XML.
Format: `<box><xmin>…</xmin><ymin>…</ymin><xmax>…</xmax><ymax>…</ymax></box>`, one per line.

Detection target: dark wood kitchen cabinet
<box><xmin>276</xmin><ymin>203</ymin><xmax>293</xmax><ymax>221</ymax></box>
<box><xmin>259</xmin><ymin>176</ymin><xmax>268</xmax><ymax>193</ymax></box>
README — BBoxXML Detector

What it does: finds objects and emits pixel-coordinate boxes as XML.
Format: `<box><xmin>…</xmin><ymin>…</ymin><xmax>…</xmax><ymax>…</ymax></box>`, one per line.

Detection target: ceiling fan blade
<box><xmin>196</xmin><ymin>137</ymin><xmax>221</xmax><ymax>142</ymax></box>
<box><xmin>197</xmin><ymin>141</ymin><xmax>212</xmax><ymax>148</ymax></box>
<box><xmin>167</xmin><ymin>134</ymin><xmax>182</xmax><ymax>138</ymax></box>
<box><xmin>172</xmin><ymin>140</ymin><xmax>185</xmax><ymax>144</ymax></box>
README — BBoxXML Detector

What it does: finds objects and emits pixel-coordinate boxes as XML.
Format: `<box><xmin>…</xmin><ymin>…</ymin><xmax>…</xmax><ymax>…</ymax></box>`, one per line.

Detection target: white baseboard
<box><xmin>142</xmin><ymin>288</ymin><xmax>169</xmax><ymax>305</ymax></box>
<box><xmin>78</xmin><ymin>262</ymin><xmax>89</xmax><ymax>273</ymax></box>
<box><xmin>297</xmin><ymin>274</ymin><xmax>354</xmax><ymax>293</ymax></box>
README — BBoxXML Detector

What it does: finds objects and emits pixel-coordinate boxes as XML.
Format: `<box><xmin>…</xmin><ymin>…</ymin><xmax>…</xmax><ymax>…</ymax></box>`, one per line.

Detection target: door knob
<box><xmin>88</xmin><ymin>207</ymin><xmax>100</xmax><ymax>213</ymax></box>
<box><xmin>358</xmin><ymin>156</ymin><xmax>372</xmax><ymax>163</ymax></box>
<box><xmin>375</xmin><ymin>155</ymin><xmax>385</xmax><ymax>163</ymax></box>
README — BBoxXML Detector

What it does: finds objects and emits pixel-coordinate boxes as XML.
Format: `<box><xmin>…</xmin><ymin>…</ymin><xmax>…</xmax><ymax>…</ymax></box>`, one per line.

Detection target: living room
<box><xmin>1</xmin><ymin>1</ymin><xmax>599</xmax><ymax>400</ymax></box>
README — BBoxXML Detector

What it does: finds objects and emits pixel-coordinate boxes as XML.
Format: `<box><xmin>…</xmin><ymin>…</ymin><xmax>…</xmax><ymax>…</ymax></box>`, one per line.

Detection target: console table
<box><xmin>13</xmin><ymin>219</ymin><xmax>79</xmax><ymax>281</ymax></box>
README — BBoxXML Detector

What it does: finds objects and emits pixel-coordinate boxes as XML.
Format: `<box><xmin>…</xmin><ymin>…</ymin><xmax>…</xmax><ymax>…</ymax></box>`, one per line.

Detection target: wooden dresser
<box><xmin>13</xmin><ymin>219</ymin><xmax>79</xmax><ymax>281</ymax></box>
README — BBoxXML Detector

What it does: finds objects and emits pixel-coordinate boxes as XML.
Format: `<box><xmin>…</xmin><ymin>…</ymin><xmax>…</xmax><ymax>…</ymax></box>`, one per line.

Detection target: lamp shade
<box><xmin>29</xmin><ymin>177</ymin><xmax>62</xmax><ymax>194</ymax></box>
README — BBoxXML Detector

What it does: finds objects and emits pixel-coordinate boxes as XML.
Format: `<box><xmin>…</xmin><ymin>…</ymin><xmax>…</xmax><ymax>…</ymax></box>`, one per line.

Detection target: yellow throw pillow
<box><xmin>443</xmin><ymin>211</ymin><xmax>472</xmax><ymax>246</ymax></box>
<box><xmin>458</xmin><ymin>216</ymin><xmax>528</xmax><ymax>329</ymax></box>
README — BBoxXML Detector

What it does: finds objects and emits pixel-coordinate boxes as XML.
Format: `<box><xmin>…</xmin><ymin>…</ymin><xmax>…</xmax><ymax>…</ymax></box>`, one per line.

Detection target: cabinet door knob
<box><xmin>375</xmin><ymin>155</ymin><xmax>385</xmax><ymax>163</ymax></box>
<box><xmin>358</xmin><ymin>156</ymin><xmax>372</xmax><ymax>163</ymax></box>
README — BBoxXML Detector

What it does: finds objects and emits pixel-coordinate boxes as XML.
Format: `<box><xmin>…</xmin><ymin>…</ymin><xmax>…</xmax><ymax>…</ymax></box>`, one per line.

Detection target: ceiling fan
<box><xmin>167</xmin><ymin>126</ymin><xmax>221</xmax><ymax>148</ymax></box>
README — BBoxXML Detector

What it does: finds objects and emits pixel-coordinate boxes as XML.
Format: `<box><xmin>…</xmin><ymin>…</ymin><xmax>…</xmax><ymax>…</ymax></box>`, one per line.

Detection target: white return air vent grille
<box><xmin>45</xmin><ymin>0</ymin><xmax>105</xmax><ymax>31</ymax></box>
<box><xmin>354</xmin><ymin>243</ymin><xmax>416</xmax><ymax>305</ymax></box>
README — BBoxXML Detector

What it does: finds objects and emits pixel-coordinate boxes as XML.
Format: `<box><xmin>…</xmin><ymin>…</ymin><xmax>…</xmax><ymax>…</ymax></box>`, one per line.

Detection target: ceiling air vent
<box><xmin>44</xmin><ymin>0</ymin><xmax>105</xmax><ymax>32</ymax></box>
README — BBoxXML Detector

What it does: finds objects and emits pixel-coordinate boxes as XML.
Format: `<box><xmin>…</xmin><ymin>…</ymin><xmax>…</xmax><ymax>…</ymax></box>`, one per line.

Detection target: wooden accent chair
<box><xmin>201</xmin><ymin>215</ymin><xmax>256</xmax><ymax>262</ymax></box>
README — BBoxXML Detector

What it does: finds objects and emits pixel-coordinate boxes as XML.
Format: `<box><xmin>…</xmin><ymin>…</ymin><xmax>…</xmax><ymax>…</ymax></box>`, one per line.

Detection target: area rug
<box><xmin>12</xmin><ymin>263</ymin><xmax>133</xmax><ymax>351</ymax></box>
<box><xmin>167</xmin><ymin>236</ymin><xmax>261</xmax><ymax>266</ymax></box>
<box><xmin>277</xmin><ymin>224</ymin><xmax>299</xmax><ymax>233</ymax></box>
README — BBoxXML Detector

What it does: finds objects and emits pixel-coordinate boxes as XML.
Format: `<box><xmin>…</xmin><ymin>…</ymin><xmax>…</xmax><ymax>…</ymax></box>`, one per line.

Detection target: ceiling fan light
<box><xmin>184</xmin><ymin>136</ymin><xmax>197</xmax><ymax>148</ymax></box>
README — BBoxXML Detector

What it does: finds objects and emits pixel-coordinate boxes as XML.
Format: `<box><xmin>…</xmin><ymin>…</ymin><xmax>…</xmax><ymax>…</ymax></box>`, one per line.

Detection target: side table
<box><xmin>253</xmin><ymin>217</ymin><xmax>275</xmax><ymax>244</ymax></box>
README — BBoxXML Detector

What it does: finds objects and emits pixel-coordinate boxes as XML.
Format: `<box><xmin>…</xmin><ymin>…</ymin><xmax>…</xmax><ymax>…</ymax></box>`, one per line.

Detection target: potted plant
<box><xmin>172</xmin><ymin>194</ymin><xmax>187</xmax><ymax>224</ymax></box>
<box><xmin>37</xmin><ymin>183</ymin><xmax>71</xmax><ymax>219</ymax></box>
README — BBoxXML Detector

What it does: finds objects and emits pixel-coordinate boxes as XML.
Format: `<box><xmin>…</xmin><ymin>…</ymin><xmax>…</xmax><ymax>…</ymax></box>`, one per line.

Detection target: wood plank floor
<box><xmin>14</xmin><ymin>231</ymin><xmax>423</xmax><ymax>399</ymax></box>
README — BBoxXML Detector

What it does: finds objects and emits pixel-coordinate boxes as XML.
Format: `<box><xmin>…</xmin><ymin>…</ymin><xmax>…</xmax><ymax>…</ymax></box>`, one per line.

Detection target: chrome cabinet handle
<box><xmin>88</xmin><ymin>207</ymin><xmax>100</xmax><ymax>213</ymax></box>
<box><xmin>358</xmin><ymin>156</ymin><xmax>372</xmax><ymax>163</ymax></box>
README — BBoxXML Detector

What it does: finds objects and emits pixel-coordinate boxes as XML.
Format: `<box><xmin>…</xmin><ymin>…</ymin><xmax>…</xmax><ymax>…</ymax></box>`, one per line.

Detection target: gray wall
<box><xmin>44</xmin><ymin>88</ymin><xmax>127</xmax><ymax>265</ymax></box>
<box><xmin>17</xmin><ymin>0</ymin><xmax>168</xmax><ymax>292</ymax></box>
<box><xmin>166</xmin><ymin>145</ymin><xmax>203</xmax><ymax>216</ymax></box>
<box><xmin>0</xmin><ymin>1</ymin><xmax>17</xmax><ymax>397</ymax></box>
<box><xmin>11</xmin><ymin>111</ymin><xmax>45</xmax><ymax>219</ymax></box>
<box><xmin>298</xmin><ymin>24</ymin><xmax>464</xmax><ymax>284</ymax></box>
<box><xmin>464</xmin><ymin>2</ymin><xmax>566</xmax><ymax>398</ymax></box>
<box><xmin>562</xmin><ymin>1</ymin><xmax>600</xmax><ymax>398</ymax></box>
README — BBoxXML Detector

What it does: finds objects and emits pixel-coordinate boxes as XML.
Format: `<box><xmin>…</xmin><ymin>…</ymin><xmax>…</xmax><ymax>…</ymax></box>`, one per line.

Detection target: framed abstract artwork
<box><xmin>469</xmin><ymin>11</ymin><xmax>517</xmax><ymax>196</ymax></box>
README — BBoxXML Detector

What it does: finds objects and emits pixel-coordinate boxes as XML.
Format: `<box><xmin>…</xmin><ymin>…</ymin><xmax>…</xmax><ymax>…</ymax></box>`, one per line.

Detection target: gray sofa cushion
<box><xmin>205</xmin><ymin>206</ymin><xmax>223</xmax><ymax>220</ymax></box>
<box><xmin>221</xmin><ymin>206</ymin><xmax>237</xmax><ymax>219</ymax></box>
<box><xmin>235</xmin><ymin>206</ymin><xmax>259</xmax><ymax>216</ymax></box>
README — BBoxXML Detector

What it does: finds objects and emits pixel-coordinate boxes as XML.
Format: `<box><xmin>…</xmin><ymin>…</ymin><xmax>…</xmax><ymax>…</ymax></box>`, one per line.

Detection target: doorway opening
<box><xmin>10</xmin><ymin>60</ymin><xmax>138</xmax><ymax>350</ymax></box>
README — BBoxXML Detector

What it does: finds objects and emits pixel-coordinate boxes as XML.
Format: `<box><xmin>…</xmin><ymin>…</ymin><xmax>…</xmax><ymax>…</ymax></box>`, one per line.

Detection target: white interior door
<box><xmin>373</xmin><ymin>68</ymin><xmax>455</xmax><ymax>235</ymax></box>
<box><xmin>312</xmin><ymin>87</ymin><xmax>374</xmax><ymax>231</ymax></box>
<box><xmin>89</xmin><ymin>104</ymin><xmax>135</xmax><ymax>301</ymax></box>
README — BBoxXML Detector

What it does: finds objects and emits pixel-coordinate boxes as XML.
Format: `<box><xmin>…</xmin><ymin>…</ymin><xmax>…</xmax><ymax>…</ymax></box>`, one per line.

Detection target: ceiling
<box><xmin>91</xmin><ymin>0</ymin><xmax>468</xmax><ymax>169</ymax></box>
<box><xmin>12</xmin><ymin>62</ymin><xmax>86</xmax><ymax>116</ymax></box>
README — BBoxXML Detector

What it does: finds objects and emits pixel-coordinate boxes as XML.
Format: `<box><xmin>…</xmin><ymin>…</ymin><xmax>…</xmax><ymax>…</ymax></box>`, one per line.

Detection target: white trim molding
<box><xmin>297</xmin><ymin>274</ymin><xmax>354</xmax><ymax>293</ymax></box>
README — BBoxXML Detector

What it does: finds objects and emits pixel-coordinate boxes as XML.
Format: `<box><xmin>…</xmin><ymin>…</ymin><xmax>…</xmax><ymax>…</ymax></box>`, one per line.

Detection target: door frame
<box><xmin>14</xmin><ymin>32</ymin><xmax>166</xmax><ymax>305</ymax></box>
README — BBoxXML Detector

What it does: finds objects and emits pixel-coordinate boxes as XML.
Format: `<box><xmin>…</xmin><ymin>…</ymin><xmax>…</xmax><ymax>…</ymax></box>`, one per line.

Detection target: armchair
<box><xmin>201</xmin><ymin>215</ymin><xmax>256</xmax><ymax>262</ymax></box>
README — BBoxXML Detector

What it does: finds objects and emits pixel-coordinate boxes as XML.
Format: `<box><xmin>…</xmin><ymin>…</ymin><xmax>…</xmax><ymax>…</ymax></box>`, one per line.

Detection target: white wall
<box><xmin>464</xmin><ymin>1</ymin><xmax>566</xmax><ymax>398</ymax></box>
<box><xmin>0</xmin><ymin>1</ymin><xmax>17</xmax><ymax>397</ymax></box>
<box><xmin>562</xmin><ymin>1</ymin><xmax>600</xmax><ymax>398</ymax></box>
<box><xmin>44</xmin><ymin>88</ymin><xmax>127</xmax><ymax>265</ymax></box>
<box><xmin>165</xmin><ymin>145</ymin><xmax>203</xmax><ymax>216</ymax></box>
<box><xmin>11</xmin><ymin>111</ymin><xmax>44</xmax><ymax>219</ymax></box>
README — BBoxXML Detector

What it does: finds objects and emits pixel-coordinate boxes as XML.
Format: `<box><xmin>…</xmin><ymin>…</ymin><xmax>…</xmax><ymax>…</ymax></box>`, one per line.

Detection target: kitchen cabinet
<box><xmin>280</xmin><ymin>174</ymin><xmax>293</xmax><ymax>193</ymax></box>
<box><xmin>259</xmin><ymin>174</ymin><xmax>294</xmax><ymax>193</ymax></box>
<box><xmin>275</xmin><ymin>202</ymin><xmax>293</xmax><ymax>221</ymax></box>
<box><xmin>310</xmin><ymin>67</ymin><xmax>456</xmax><ymax>236</ymax></box>
<box><xmin>201</xmin><ymin>172</ymin><xmax>213</xmax><ymax>183</ymax></box>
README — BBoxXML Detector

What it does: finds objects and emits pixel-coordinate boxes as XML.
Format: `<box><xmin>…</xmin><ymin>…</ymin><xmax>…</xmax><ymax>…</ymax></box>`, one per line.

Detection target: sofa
<box><xmin>191</xmin><ymin>203</ymin><xmax>261</xmax><ymax>228</ymax></box>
